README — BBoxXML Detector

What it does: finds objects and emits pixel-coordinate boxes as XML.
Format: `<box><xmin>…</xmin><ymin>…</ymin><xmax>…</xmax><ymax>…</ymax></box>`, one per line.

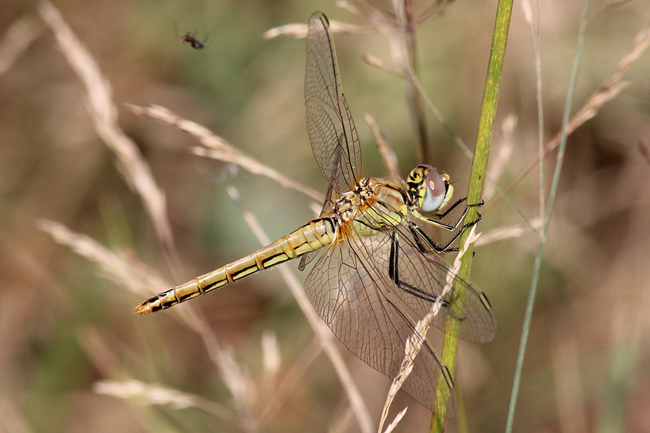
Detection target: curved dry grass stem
<box><xmin>38</xmin><ymin>2</ymin><xmax>180</xmax><ymax>273</ymax></box>
<box><xmin>259</xmin><ymin>337</ymin><xmax>323</xmax><ymax>424</ymax></box>
<box><xmin>361</xmin><ymin>54</ymin><xmax>403</xmax><ymax>79</ymax></box>
<box><xmin>93</xmin><ymin>380</ymin><xmax>236</xmax><ymax>421</ymax></box>
<box><xmin>126</xmin><ymin>103</ymin><xmax>324</xmax><ymax>203</ymax></box>
<box><xmin>364</xmin><ymin>113</ymin><xmax>400</xmax><ymax>180</ymax></box>
<box><xmin>474</xmin><ymin>218</ymin><xmax>541</xmax><ymax>246</ymax></box>
<box><xmin>37</xmin><ymin>219</ymin><xmax>193</xmax><ymax>327</ymax></box>
<box><xmin>37</xmin><ymin>219</ymin><xmax>269</xmax><ymax>430</ymax></box>
<box><xmin>262</xmin><ymin>20</ymin><xmax>367</xmax><ymax>40</ymax></box>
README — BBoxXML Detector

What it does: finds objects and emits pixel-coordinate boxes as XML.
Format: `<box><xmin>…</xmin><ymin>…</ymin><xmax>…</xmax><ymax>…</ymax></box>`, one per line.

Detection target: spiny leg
<box><xmin>410</xmin><ymin>199</ymin><xmax>483</xmax><ymax>253</ymax></box>
<box><xmin>407</xmin><ymin>210</ymin><xmax>481</xmax><ymax>254</ymax></box>
<box><xmin>418</xmin><ymin>199</ymin><xmax>484</xmax><ymax>231</ymax></box>
<box><xmin>388</xmin><ymin>232</ymin><xmax>464</xmax><ymax>321</ymax></box>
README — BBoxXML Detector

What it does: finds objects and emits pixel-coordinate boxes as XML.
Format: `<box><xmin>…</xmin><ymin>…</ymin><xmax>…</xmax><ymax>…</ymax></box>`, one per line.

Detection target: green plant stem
<box><xmin>504</xmin><ymin>1</ymin><xmax>591</xmax><ymax>432</ymax></box>
<box><xmin>430</xmin><ymin>0</ymin><xmax>513</xmax><ymax>431</ymax></box>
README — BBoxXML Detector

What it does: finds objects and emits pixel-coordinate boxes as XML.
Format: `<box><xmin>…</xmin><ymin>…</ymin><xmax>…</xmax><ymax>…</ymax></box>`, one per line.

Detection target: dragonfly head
<box><xmin>407</xmin><ymin>165</ymin><xmax>454</xmax><ymax>213</ymax></box>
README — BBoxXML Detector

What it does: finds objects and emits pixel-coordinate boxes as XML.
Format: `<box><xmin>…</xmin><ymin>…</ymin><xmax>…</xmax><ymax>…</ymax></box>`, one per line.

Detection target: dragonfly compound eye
<box><xmin>421</xmin><ymin>169</ymin><xmax>449</xmax><ymax>213</ymax></box>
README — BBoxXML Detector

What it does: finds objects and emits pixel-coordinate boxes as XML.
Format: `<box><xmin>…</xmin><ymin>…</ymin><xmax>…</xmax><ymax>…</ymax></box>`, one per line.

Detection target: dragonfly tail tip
<box><xmin>133</xmin><ymin>302</ymin><xmax>152</xmax><ymax>315</ymax></box>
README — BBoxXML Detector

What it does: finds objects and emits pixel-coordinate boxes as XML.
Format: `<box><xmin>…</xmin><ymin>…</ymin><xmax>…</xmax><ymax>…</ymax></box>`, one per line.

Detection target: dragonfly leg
<box><xmin>408</xmin><ymin>214</ymin><xmax>482</xmax><ymax>254</ymax></box>
<box><xmin>407</xmin><ymin>223</ymin><xmax>451</xmax><ymax>253</ymax></box>
<box><xmin>409</xmin><ymin>199</ymin><xmax>482</xmax><ymax>238</ymax></box>
<box><xmin>420</xmin><ymin>199</ymin><xmax>484</xmax><ymax>231</ymax></box>
<box><xmin>388</xmin><ymin>232</ymin><xmax>465</xmax><ymax>321</ymax></box>
<box><xmin>409</xmin><ymin>197</ymin><xmax>483</xmax><ymax>252</ymax></box>
<box><xmin>435</xmin><ymin>197</ymin><xmax>467</xmax><ymax>219</ymax></box>
<box><xmin>436</xmin><ymin>198</ymin><xmax>484</xmax><ymax>219</ymax></box>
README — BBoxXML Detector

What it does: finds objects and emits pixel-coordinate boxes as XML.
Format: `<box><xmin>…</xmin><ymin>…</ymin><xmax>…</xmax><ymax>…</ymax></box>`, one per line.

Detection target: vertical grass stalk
<box><xmin>431</xmin><ymin>0</ymin><xmax>513</xmax><ymax>430</ymax></box>
<box><xmin>504</xmin><ymin>1</ymin><xmax>592</xmax><ymax>432</ymax></box>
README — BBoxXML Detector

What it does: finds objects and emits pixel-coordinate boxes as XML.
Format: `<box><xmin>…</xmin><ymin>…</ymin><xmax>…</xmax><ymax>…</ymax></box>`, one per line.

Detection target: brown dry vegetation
<box><xmin>1</xmin><ymin>0</ymin><xmax>650</xmax><ymax>432</ymax></box>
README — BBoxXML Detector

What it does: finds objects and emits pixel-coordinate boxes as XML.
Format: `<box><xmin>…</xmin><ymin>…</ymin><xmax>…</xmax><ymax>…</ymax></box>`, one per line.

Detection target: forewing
<box><xmin>305</xmin><ymin>12</ymin><xmax>363</xmax><ymax>194</ymax></box>
<box><xmin>303</xmin><ymin>238</ymin><xmax>455</xmax><ymax>416</ymax></box>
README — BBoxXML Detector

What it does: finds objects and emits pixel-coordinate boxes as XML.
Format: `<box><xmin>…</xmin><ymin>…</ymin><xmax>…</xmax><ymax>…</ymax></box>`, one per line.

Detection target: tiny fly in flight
<box><xmin>175</xmin><ymin>26</ymin><xmax>209</xmax><ymax>50</ymax></box>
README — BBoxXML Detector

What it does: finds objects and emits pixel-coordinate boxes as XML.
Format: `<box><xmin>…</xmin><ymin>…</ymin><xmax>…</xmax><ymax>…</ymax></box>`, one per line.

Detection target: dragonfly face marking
<box><xmin>136</xmin><ymin>11</ymin><xmax>495</xmax><ymax>416</ymax></box>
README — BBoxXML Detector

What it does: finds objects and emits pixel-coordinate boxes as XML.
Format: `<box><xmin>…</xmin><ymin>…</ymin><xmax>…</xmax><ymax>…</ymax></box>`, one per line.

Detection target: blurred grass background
<box><xmin>1</xmin><ymin>0</ymin><xmax>650</xmax><ymax>432</ymax></box>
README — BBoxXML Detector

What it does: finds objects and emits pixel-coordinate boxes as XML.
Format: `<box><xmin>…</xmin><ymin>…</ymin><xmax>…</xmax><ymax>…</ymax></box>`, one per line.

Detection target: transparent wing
<box><xmin>303</xmin><ymin>236</ymin><xmax>455</xmax><ymax>415</ymax></box>
<box><xmin>301</xmin><ymin>205</ymin><xmax>496</xmax><ymax>409</ymax></box>
<box><xmin>380</xmin><ymin>220</ymin><xmax>497</xmax><ymax>343</ymax></box>
<box><xmin>305</xmin><ymin>12</ymin><xmax>363</xmax><ymax>194</ymax></box>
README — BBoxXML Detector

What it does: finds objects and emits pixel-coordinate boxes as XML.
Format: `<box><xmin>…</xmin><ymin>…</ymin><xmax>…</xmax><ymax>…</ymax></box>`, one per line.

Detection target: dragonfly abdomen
<box><xmin>135</xmin><ymin>218</ymin><xmax>336</xmax><ymax>314</ymax></box>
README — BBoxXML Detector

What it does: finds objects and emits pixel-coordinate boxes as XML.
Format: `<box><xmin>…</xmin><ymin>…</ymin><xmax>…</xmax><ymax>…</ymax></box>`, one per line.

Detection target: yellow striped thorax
<box><xmin>406</xmin><ymin>165</ymin><xmax>454</xmax><ymax>214</ymax></box>
<box><xmin>331</xmin><ymin>178</ymin><xmax>409</xmax><ymax>237</ymax></box>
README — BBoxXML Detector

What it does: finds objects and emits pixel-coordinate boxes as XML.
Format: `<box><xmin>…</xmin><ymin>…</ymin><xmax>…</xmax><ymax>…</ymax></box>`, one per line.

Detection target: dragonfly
<box><xmin>136</xmin><ymin>11</ymin><xmax>496</xmax><ymax>416</ymax></box>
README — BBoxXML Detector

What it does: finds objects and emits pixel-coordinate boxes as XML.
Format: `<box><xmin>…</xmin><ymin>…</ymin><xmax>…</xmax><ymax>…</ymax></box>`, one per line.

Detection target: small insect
<box><xmin>175</xmin><ymin>25</ymin><xmax>209</xmax><ymax>50</ymax></box>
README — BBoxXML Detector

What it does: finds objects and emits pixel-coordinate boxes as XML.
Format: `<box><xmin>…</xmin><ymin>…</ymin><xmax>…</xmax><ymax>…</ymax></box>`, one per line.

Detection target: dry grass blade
<box><xmin>37</xmin><ymin>219</ymin><xmax>265</xmax><ymax>427</ymax></box>
<box><xmin>397</xmin><ymin>0</ymin><xmax>429</xmax><ymax>164</ymax></box>
<box><xmin>475</xmin><ymin>217</ymin><xmax>542</xmax><ymax>246</ymax></box>
<box><xmin>378</xmin><ymin>226</ymin><xmax>480</xmax><ymax>431</ymax></box>
<box><xmin>127</xmin><ymin>103</ymin><xmax>324</xmax><ymax>203</ymax></box>
<box><xmin>361</xmin><ymin>54</ymin><xmax>404</xmax><ymax>78</ymax></box>
<box><xmin>261</xmin><ymin>330</ymin><xmax>281</xmax><ymax>388</ymax></box>
<box><xmin>365</xmin><ymin>113</ymin><xmax>400</xmax><ymax>180</ymax></box>
<box><xmin>76</xmin><ymin>327</ymin><xmax>126</xmax><ymax>379</ymax></box>
<box><xmin>486</xmin><ymin>26</ymin><xmax>650</xmax><ymax>212</ymax></box>
<box><xmin>93</xmin><ymin>380</ymin><xmax>236</xmax><ymax>421</ymax></box>
<box><xmin>0</xmin><ymin>230</ymin><xmax>67</xmax><ymax>305</ymax></box>
<box><xmin>38</xmin><ymin>2</ymin><xmax>177</xmax><ymax>267</ymax></box>
<box><xmin>36</xmin><ymin>7</ymin><xmax>240</xmax><ymax>408</ymax></box>
<box><xmin>382</xmin><ymin>407</ymin><xmax>408</xmax><ymax>433</ymax></box>
<box><xmin>214</xmin><ymin>346</ymin><xmax>259</xmax><ymax>431</ymax></box>
<box><xmin>226</xmin><ymin>186</ymin><xmax>373</xmax><ymax>433</ymax></box>
<box><xmin>193</xmin><ymin>145</ymin><xmax>323</xmax><ymax>202</ymax></box>
<box><xmin>0</xmin><ymin>14</ymin><xmax>42</xmax><ymax>77</ymax></box>
<box><xmin>263</xmin><ymin>20</ymin><xmax>367</xmax><ymax>40</ymax></box>
<box><xmin>37</xmin><ymin>219</ymin><xmax>206</xmax><ymax>336</ymax></box>
<box><xmin>37</xmin><ymin>219</ymin><xmax>168</xmax><ymax>298</ymax></box>
<box><xmin>259</xmin><ymin>337</ymin><xmax>322</xmax><ymax>424</ymax></box>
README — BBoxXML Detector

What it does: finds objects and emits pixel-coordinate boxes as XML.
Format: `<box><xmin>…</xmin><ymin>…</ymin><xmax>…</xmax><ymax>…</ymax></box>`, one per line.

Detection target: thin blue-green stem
<box><xmin>504</xmin><ymin>1</ymin><xmax>591</xmax><ymax>432</ymax></box>
<box><xmin>430</xmin><ymin>0</ymin><xmax>513</xmax><ymax>430</ymax></box>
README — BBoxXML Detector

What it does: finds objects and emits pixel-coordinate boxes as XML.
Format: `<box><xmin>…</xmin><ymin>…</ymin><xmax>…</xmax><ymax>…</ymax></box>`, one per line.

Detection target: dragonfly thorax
<box><xmin>328</xmin><ymin>178</ymin><xmax>410</xmax><ymax>238</ymax></box>
<box><xmin>332</xmin><ymin>178</ymin><xmax>373</xmax><ymax>223</ymax></box>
